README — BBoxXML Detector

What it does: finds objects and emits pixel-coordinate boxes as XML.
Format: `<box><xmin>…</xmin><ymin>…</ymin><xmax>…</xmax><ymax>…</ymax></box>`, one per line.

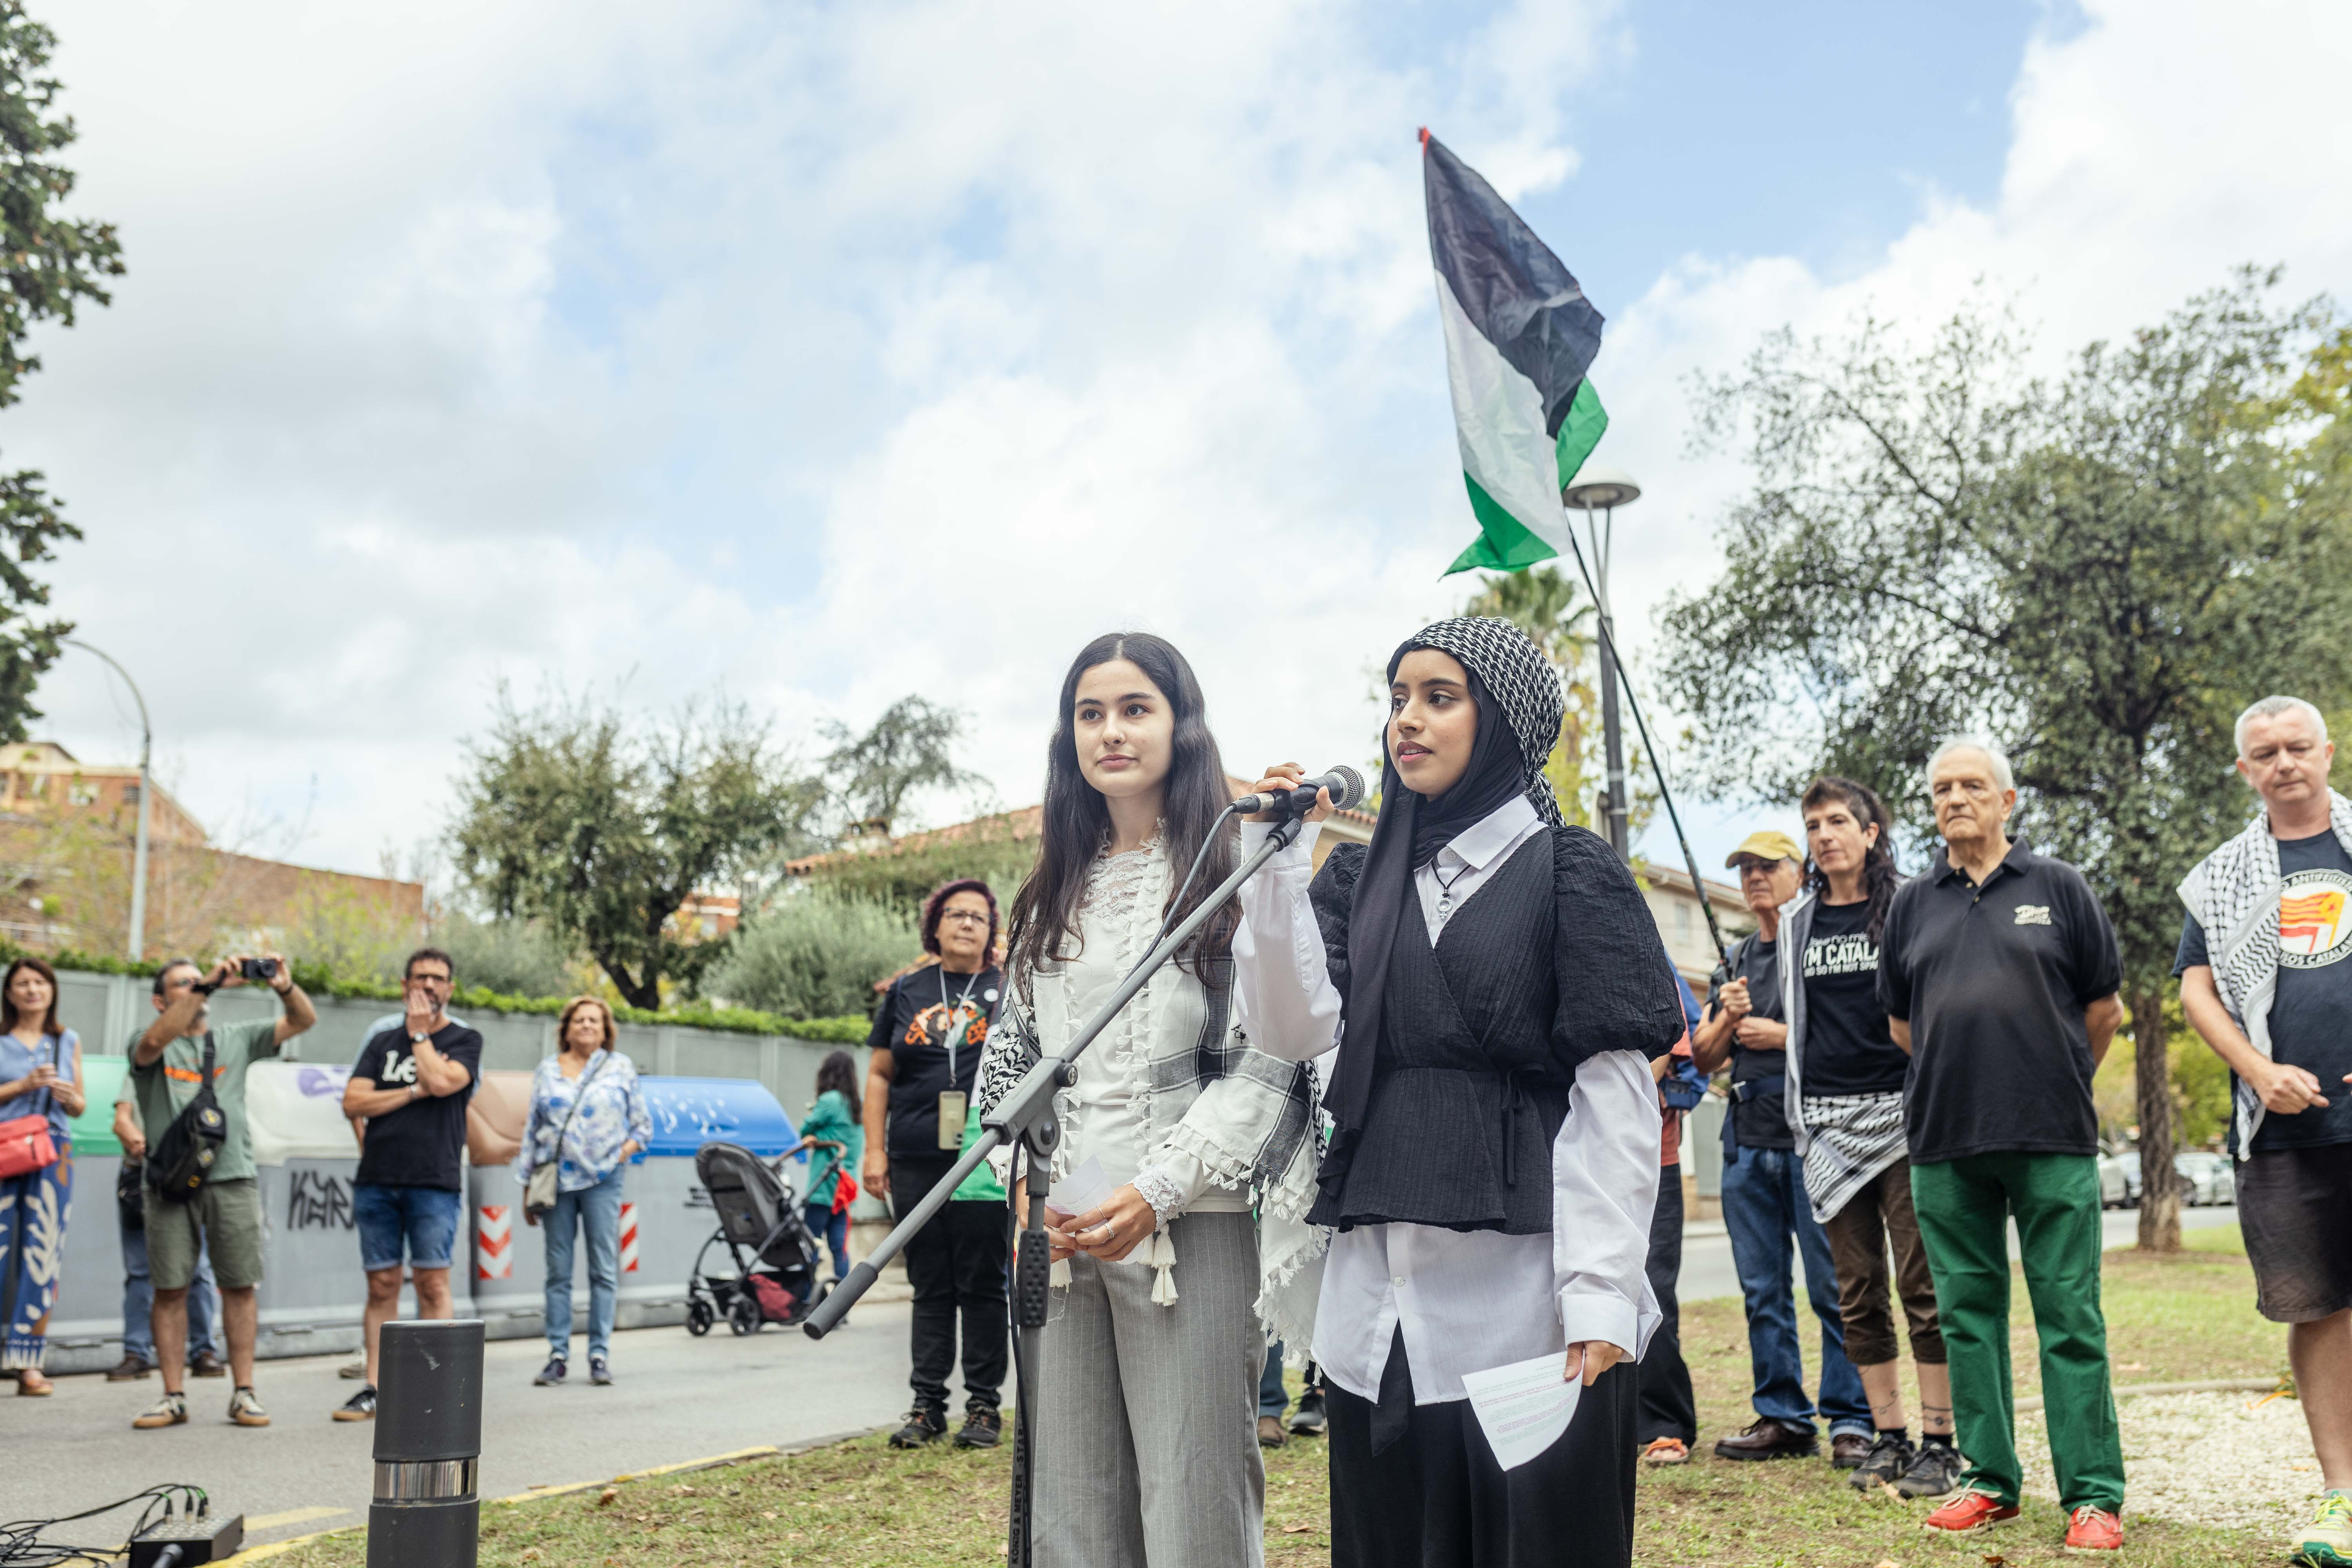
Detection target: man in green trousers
<box><xmin>1876</xmin><ymin>738</ymin><xmax>2128</xmax><ymax>1553</ymax></box>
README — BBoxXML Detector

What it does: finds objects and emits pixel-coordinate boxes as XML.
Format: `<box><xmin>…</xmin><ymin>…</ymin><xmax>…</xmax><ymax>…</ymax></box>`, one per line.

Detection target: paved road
<box><xmin>4</xmin><ymin>1299</ymin><xmax>941</xmax><ymax>1554</ymax></box>
<box><xmin>1675</xmin><ymin>1202</ymin><xmax>2239</xmax><ymax>1303</ymax></box>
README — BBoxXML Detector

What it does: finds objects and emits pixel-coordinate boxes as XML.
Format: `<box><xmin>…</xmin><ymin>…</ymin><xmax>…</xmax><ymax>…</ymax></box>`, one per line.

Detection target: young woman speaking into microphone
<box><xmin>1232</xmin><ymin>616</ymin><xmax>1684</xmax><ymax>1566</ymax></box>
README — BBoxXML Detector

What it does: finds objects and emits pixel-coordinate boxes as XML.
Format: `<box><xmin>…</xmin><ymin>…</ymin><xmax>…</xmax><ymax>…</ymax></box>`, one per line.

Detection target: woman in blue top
<box><xmin>793</xmin><ymin>1051</ymin><xmax>864</xmax><ymax>1285</ymax></box>
<box><xmin>517</xmin><ymin>997</ymin><xmax>650</xmax><ymax>1388</ymax></box>
<box><xmin>0</xmin><ymin>956</ymin><xmax>83</xmax><ymax>1395</ymax></box>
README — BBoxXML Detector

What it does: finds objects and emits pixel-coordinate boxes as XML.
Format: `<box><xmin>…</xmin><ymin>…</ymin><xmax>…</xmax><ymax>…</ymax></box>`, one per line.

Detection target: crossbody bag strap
<box><xmin>544</xmin><ymin>1051</ymin><xmax>607</xmax><ymax>1171</ymax></box>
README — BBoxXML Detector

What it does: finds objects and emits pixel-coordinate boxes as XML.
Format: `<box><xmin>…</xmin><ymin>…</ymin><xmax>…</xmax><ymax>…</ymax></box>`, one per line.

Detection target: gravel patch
<box><xmin>2013</xmin><ymin>1389</ymin><xmax>2324</xmax><ymax>1531</ymax></box>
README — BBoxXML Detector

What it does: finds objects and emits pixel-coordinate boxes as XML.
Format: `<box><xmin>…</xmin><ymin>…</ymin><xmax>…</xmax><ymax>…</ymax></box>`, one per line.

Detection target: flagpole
<box><xmin>1552</xmin><ymin>481</ymin><xmax>1732</xmax><ymax>967</ymax></box>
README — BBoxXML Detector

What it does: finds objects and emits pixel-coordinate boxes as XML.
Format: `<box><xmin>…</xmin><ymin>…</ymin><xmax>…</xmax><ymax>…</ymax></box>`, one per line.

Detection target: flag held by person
<box><xmin>1422</xmin><ymin>128</ymin><xmax>1609</xmax><ymax>575</ymax></box>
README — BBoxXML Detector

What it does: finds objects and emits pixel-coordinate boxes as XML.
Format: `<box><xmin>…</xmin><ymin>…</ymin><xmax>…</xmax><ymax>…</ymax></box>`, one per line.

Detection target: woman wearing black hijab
<box><xmin>1232</xmin><ymin>616</ymin><xmax>1684</xmax><ymax>1566</ymax></box>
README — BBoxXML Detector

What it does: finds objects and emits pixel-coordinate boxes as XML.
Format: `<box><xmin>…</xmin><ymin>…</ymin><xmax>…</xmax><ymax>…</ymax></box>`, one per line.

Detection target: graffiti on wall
<box><xmin>287</xmin><ymin>1169</ymin><xmax>355</xmax><ymax>1231</ymax></box>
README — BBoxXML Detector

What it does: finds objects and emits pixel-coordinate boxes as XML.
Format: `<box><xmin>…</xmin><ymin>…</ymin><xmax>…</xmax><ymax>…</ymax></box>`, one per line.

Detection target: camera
<box><xmin>240</xmin><ymin>958</ymin><xmax>278</xmax><ymax>982</ymax></box>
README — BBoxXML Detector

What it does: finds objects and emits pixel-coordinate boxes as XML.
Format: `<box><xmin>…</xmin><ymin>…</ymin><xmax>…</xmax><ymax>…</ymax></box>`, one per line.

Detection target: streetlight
<box><xmin>62</xmin><ymin>638</ymin><xmax>152</xmax><ymax>961</ymax></box>
<box><xmin>1561</xmin><ymin>462</ymin><xmax>1641</xmax><ymax>862</ymax></box>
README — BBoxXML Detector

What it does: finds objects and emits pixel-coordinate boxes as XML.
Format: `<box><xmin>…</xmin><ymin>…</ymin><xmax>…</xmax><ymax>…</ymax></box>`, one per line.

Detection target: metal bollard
<box><xmin>369</xmin><ymin>1319</ymin><xmax>485</xmax><ymax>1568</ymax></box>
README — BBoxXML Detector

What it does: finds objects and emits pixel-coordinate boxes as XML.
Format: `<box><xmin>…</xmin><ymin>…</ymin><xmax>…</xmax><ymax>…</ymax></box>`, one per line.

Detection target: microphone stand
<box><xmin>802</xmin><ymin>813</ymin><xmax>1308</xmax><ymax>1566</ymax></box>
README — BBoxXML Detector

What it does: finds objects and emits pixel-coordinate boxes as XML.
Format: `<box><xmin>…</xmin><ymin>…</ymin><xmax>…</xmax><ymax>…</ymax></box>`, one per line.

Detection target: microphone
<box><xmin>1231</xmin><ymin>765</ymin><xmax>1367</xmax><ymax>819</ymax></box>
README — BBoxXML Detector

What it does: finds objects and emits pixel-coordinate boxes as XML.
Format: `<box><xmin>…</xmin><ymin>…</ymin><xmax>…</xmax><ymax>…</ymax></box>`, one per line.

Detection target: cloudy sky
<box><xmin>13</xmin><ymin>0</ymin><xmax>2352</xmax><ymax>891</ymax></box>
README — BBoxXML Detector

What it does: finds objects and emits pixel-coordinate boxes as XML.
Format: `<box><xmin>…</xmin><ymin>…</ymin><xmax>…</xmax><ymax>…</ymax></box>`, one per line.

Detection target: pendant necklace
<box><xmin>1433</xmin><ymin>857</ymin><xmax>1474</xmax><ymax>923</ymax></box>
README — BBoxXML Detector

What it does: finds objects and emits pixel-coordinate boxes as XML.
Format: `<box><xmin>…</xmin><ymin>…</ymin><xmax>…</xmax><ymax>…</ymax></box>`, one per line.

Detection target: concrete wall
<box><xmin>44</xmin><ymin>969</ymin><xmax>894</xmax><ymax>1374</ymax></box>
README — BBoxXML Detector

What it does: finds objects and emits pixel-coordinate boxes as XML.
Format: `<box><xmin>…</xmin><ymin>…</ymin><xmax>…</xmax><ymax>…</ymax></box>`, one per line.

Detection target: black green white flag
<box><xmin>1422</xmin><ymin>129</ymin><xmax>1609</xmax><ymax>575</ymax></box>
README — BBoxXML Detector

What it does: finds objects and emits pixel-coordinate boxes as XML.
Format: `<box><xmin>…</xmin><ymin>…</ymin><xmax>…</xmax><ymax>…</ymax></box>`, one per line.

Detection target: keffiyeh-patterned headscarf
<box><xmin>1401</xmin><ymin>616</ymin><xmax>1567</xmax><ymax>831</ymax></box>
<box><xmin>1317</xmin><ymin>616</ymin><xmax>1567</xmax><ymax>1215</ymax></box>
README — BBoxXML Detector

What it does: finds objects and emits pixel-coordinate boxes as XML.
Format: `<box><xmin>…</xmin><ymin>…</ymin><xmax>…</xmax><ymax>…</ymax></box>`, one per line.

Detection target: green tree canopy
<box><xmin>448</xmin><ymin>689</ymin><xmax>824</xmax><ymax>1009</ymax></box>
<box><xmin>822</xmin><ymin>694</ymin><xmax>987</xmax><ymax>839</ymax></box>
<box><xmin>1659</xmin><ymin>271</ymin><xmax>2352</xmax><ymax>1249</ymax></box>
<box><xmin>0</xmin><ymin>3</ymin><xmax>122</xmax><ymax>737</ymax></box>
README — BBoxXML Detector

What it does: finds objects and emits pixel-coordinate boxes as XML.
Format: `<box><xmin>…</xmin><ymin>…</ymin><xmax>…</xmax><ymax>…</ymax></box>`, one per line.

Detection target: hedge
<box><xmin>0</xmin><ymin>940</ymin><xmax>867</xmax><ymax>1044</ymax></box>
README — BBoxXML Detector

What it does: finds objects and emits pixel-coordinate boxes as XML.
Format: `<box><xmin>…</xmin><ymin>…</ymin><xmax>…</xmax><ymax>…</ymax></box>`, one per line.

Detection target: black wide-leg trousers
<box><xmin>1328</xmin><ymin>1327</ymin><xmax>1637</xmax><ymax>1567</ymax></box>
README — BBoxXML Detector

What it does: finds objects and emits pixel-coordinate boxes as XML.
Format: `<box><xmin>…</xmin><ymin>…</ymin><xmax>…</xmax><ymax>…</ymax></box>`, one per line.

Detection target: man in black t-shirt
<box><xmin>1695</xmin><ymin>831</ymin><xmax>1871</xmax><ymax>1465</ymax></box>
<box><xmin>336</xmin><ymin>948</ymin><xmax>483</xmax><ymax>1422</ymax></box>
<box><xmin>1880</xmin><ymin>739</ymin><xmax>2126</xmax><ymax>1550</ymax></box>
<box><xmin>861</xmin><ymin>879</ymin><xmax>1011</xmax><ymax>1452</ymax></box>
<box><xmin>2176</xmin><ymin>697</ymin><xmax>2352</xmax><ymax>1564</ymax></box>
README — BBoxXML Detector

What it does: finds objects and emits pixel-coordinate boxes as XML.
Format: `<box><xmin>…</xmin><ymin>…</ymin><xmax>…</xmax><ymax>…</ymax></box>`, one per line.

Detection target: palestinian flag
<box><xmin>1422</xmin><ymin>129</ymin><xmax>1609</xmax><ymax>575</ymax></box>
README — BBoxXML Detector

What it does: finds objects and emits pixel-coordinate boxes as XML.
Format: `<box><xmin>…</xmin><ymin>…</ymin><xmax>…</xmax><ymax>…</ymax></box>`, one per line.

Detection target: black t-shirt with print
<box><xmin>867</xmin><ymin>963</ymin><xmax>1005</xmax><ymax>1158</ymax></box>
<box><xmin>2174</xmin><ymin>829</ymin><xmax>2352</xmax><ymax>1152</ymax></box>
<box><xmin>1799</xmin><ymin>898</ymin><xmax>1909</xmax><ymax>1097</ymax></box>
<box><xmin>1708</xmin><ymin>933</ymin><xmax>1793</xmax><ymax>1151</ymax></box>
<box><xmin>352</xmin><ymin>1022</ymin><xmax>485</xmax><ymax>1191</ymax></box>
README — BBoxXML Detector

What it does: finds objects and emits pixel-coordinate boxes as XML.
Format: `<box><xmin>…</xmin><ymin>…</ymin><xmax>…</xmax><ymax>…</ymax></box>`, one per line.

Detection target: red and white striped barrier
<box><xmin>476</xmin><ymin>1204</ymin><xmax>513</xmax><ymax>1281</ymax></box>
<box><xmin>619</xmin><ymin>1201</ymin><xmax>639</xmax><ymax>1274</ymax></box>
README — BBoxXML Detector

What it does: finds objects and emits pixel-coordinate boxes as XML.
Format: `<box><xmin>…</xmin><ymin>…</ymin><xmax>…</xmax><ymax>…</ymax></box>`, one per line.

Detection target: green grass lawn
<box><xmin>266</xmin><ymin>1232</ymin><xmax>2297</xmax><ymax>1567</ymax></box>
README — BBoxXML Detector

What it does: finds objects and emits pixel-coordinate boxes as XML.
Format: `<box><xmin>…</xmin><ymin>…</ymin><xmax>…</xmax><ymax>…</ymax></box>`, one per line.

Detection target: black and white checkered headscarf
<box><xmin>1399</xmin><ymin>616</ymin><xmax>1567</xmax><ymax>829</ymax></box>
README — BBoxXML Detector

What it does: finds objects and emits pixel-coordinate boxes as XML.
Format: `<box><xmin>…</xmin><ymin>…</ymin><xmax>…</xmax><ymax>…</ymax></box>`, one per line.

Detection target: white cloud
<box><xmin>9</xmin><ymin>0</ymin><xmax>2350</xmax><ymax>902</ymax></box>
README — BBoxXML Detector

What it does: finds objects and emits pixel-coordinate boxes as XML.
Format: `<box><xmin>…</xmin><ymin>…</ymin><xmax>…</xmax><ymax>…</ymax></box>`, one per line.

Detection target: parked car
<box><xmin>2098</xmin><ymin>1151</ymin><xmax>2141</xmax><ymax>1209</ymax></box>
<box><xmin>2174</xmin><ymin>1151</ymin><xmax>2234</xmax><ymax>1206</ymax></box>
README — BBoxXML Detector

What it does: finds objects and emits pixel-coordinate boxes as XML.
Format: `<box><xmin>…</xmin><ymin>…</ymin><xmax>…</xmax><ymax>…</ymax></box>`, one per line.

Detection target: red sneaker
<box><xmin>1922</xmin><ymin>1490</ymin><xmax>2020</xmax><ymax>1534</ymax></box>
<box><xmin>2063</xmin><ymin>1505</ymin><xmax>2123</xmax><ymax>1553</ymax></box>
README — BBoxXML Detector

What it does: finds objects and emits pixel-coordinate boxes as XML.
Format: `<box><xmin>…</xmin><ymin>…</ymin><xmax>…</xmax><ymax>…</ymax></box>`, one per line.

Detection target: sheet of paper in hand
<box><xmin>1460</xmin><ymin>1353</ymin><xmax>1583</xmax><ymax>1470</ymax></box>
<box><xmin>1044</xmin><ymin>1154</ymin><xmax>1116</xmax><ymax>1223</ymax></box>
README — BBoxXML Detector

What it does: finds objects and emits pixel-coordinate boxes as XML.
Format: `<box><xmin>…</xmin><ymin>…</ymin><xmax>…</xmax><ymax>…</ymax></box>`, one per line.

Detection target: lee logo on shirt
<box><xmin>2279</xmin><ymin>867</ymin><xmax>2352</xmax><ymax>969</ymax></box>
<box><xmin>2013</xmin><ymin>905</ymin><xmax>2052</xmax><ymax>926</ymax></box>
<box><xmin>381</xmin><ymin>1051</ymin><xmax>419</xmax><ymax>1085</ymax></box>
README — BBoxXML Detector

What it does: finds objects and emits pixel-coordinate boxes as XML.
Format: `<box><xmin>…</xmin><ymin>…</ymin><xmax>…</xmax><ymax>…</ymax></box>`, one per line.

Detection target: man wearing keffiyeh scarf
<box><xmin>2175</xmin><ymin>695</ymin><xmax>2352</xmax><ymax>1567</ymax></box>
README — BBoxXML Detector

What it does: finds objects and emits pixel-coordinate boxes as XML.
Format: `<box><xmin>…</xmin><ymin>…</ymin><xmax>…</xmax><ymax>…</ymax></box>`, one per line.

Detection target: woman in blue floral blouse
<box><xmin>518</xmin><ymin>997</ymin><xmax>649</xmax><ymax>1387</ymax></box>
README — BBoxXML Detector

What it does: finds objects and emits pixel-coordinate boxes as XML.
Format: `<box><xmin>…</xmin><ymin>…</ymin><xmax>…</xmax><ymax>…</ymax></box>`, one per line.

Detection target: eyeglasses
<box><xmin>938</xmin><ymin>911</ymin><xmax>991</xmax><ymax>927</ymax></box>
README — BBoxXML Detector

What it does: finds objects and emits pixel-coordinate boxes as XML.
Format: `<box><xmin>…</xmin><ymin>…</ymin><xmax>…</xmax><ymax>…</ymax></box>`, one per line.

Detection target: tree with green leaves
<box><xmin>0</xmin><ymin>3</ymin><xmax>122</xmax><ymax>737</ymax></box>
<box><xmin>1660</xmin><ymin>272</ymin><xmax>2352</xmax><ymax>1251</ymax></box>
<box><xmin>821</xmin><ymin>694</ymin><xmax>987</xmax><ymax>838</ymax></box>
<box><xmin>449</xmin><ymin>690</ymin><xmax>825</xmax><ymax>1009</ymax></box>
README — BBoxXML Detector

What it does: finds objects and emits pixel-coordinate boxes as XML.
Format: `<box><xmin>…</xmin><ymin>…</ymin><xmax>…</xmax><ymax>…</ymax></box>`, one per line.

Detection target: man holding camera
<box><xmin>337</xmin><ymin>948</ymin><xmax>482</xmax><ymax>1421</ymax></box>
<box><xmin>126</xmin><ymin>953</ymin><xmax>315</xmax><ymax>1430</ymax></box>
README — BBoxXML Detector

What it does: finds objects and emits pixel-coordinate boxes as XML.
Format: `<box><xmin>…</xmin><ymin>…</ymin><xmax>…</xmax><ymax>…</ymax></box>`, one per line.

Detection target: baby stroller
<box><xmin>685</xmin><ymin>1141</ymin><xmax>830</xmax><ymax>1336</ymax></box>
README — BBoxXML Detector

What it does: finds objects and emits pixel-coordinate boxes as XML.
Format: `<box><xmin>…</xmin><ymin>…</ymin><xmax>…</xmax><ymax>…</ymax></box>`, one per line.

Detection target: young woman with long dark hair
<box><xmin>0</xmin><ymin>956</ymin><xmax>82</xmax><ymax>1394</ymax></box>
<box><xmin>1230</xmin><ymin>616</ymin><xmax>1684</xmax><ymax>1566</ymax></box>
<box><xmin>974</xmin><ymin>631</ymin><xmax>1321</xmax><ymax>1567</ymax></box>
<box><xmin>794</xmin><ymin>1049</ymin><xmax>864</xmax><ymax>1289</ymax></box>
<box><xmin>1785</xmin><ymin>775</ymin><xmax>1958</xmax><ymax>1497</ymax></box>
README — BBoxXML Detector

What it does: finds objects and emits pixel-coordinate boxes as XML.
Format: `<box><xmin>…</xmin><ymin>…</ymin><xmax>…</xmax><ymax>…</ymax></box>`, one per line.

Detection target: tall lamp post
<box><xmin>1561</xmin><ymin>464</ymin><xmax>1641</xmax><ymax>863</ymax></box>
<box><xmin>62</xmin><ymin>638</ymin><xmax>152</xmax><ymax>961</ymax></box>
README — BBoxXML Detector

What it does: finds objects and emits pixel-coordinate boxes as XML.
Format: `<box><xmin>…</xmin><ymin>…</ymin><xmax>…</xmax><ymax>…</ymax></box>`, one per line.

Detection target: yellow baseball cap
<box><xmin>1725</xmin><ymin>830</ymin><xmax>1802</xmax><ymax>867</ymax></box>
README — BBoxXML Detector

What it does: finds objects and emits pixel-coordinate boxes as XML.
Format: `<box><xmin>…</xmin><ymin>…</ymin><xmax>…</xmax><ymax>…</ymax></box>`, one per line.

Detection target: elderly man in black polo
<box><xmin>1880</xmin><ymin>737</ymin><xmax>2127</xmax><ymax>1553</ymax></box>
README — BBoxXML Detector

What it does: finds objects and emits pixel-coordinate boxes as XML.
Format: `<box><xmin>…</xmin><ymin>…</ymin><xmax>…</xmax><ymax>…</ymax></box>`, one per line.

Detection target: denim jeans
<box><xmin>122</xmin><ymin>1219</ymin><xmax>220</xmax><ymax>1363</ymax></box>
<box><xmin>1719</xmin><ymin>1144</ymin><xmax>1870</xmax><ymax>1436</ymax></box>
<box><xmin>1260</xmin><ymin>1341</ymin><xmax>1289</xmax><ymax>1420</ymax></box>
<box><xmin>804</xmin><ymin>1201</ymin><xmax>852</xmax><ymax>1282</ymax></box>
<box><xmin>543</xmin><ymin>1170</ymin><xmax>624</xmax><ymax>1362</ymax></box>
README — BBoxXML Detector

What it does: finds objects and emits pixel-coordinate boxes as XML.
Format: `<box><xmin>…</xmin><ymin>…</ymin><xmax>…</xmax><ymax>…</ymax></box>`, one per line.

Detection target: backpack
<box><xmin>147</xmin><ymin>1032</ymin><xmax>229</xmax><ymax>1203</ymax></box>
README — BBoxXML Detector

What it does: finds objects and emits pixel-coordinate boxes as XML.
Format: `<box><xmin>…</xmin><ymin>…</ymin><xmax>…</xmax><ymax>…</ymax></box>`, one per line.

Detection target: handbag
<box><xmin>148</xmin><ymin>1032</ymin><xmax>228</xmax><ymax>1203</ymax></box>
<box><xmin>525</xmin><ymin>1053</ymin><xmax>605</xmax><ymax>1218</ymax></box>
<box><xmin>0</xmin><ymin>1035</ymin><xmax>64</xmax><ymax>1181</ymax></box>
<box><xmin>830</xmin><ymin>1169</ymin><xmax>859</xmax><ymax>1215</ymax></box>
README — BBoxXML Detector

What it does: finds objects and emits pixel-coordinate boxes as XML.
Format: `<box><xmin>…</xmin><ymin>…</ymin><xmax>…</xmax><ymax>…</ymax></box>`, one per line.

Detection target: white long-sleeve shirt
<box><xmin>1231</xmin><ymin>801</ymin><xmax>1662</xmax><ymax>1405</ymax></box>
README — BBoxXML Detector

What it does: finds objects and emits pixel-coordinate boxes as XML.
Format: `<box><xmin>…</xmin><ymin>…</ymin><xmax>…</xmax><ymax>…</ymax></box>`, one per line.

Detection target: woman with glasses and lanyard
<box><xmin>862</xmin><ymin>878</ymin><xmax>1015</xmax><ymax>1452</ymax></box>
